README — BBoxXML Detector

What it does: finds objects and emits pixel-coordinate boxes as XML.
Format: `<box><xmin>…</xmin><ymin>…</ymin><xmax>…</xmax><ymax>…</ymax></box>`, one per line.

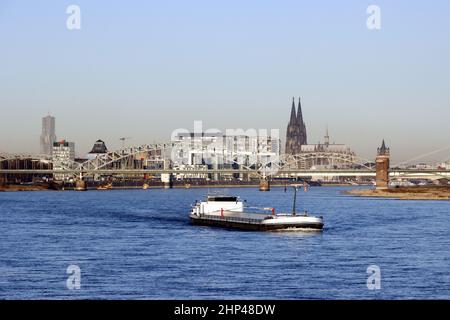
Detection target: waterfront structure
<box><xmin>172</xmin><ymin>132</ymin><xmax>280</xmax><ymax>180</ymax></box>
<box><xmin>52</xmin><ymin>140</ymin><xmax>75</xmax><ymax>181</ymax></box>
<box><xmin>433</xmin><ymin>178</ymin><xmax>449</xmax><ymax>186</ymax></box>
<box><xmin>285</xmin><ymin>97</ymin><xmax>307</xmax><ymax>155</ymax></box>
<box><xmin>411</xmin><ymin>163</ymin><xmax>437</xmax><ymax>170</ymax></box>
<box><xmin>438</xmin><ymin>162</ymin><xmax>450</xmax><ymax>170</ymax></box>
<box><xmin>0</xmin><ymin>157</ymin><xmax>51</xmax><ymax>183</ymax></box>
<box><xmin>39</xmin><ymin>115</ymin><xmax>56</xmax><ymax>155</ymax></box>
<box><xmin>376</xmin><ymin>140</ymin><xmax>390</xmax><ymax>189</ymax></box>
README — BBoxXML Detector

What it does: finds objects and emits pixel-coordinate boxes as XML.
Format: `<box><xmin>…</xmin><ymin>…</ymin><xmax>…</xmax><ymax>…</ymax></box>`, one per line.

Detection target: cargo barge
<box><xmin>189</xmin><ymin>192</ymin><xmax>324</xmax><ymax>231</ymax></box>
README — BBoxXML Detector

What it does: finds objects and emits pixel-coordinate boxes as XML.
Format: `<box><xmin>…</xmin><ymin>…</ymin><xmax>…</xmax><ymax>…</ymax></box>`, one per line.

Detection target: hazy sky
<box><xmin>0</xmin><ymin>0</ymin><xmax>449</xmax><ymax>164</ymax></box>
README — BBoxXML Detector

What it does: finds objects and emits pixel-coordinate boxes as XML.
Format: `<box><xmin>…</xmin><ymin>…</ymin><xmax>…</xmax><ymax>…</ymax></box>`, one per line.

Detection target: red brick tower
<box><xmin>376</xmin><ymin>140</ymin><xmax>390</xmax><ymax>189</ymax></box>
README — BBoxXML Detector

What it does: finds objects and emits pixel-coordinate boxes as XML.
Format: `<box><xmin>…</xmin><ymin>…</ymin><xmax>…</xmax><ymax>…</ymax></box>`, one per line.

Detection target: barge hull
<box><xmin>189</xmin><ymin>217</ymin><xmax>323</xmax><ymax>231</ymax></box>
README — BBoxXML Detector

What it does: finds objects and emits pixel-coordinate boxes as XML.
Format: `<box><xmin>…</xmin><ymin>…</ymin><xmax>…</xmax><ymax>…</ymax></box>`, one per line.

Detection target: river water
<box><xmin>0</xmin><ymin>186</ymin><xmax>449</xmax><ymax>299</ymax></box>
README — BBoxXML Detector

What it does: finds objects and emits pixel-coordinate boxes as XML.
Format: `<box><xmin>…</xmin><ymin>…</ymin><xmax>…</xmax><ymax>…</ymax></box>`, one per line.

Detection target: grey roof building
<box><xmin>89</xmin><ymin>139</ymin><xmax>108</xmax><ymax>154</ymax></box>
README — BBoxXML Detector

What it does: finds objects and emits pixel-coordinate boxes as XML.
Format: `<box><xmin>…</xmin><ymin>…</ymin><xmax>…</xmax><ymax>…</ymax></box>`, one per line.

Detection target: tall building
<box><xmin>285</xmin><ymin>97</ymin><xmax>307</xmax><ymax>155</ymax></box>
<box><xmin>40</xmin><ymin>115</ymin><xmax>56</xmax><ymax>155</ymax></box>
<box><xmin>52</xmin><ymin>140</ymin><xmax>75</xmax><ymax>181</ymax></box>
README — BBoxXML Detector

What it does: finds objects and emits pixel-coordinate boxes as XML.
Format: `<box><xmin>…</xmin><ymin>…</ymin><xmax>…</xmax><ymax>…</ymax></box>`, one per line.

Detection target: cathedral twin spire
<box><xmin>297</xmin><ymin>97</ymin><xmax>304</xmax><ymax>124</ymax></box>
<box><xmin>285</xmin><ymin>97</ymin><xmax>308</xmax><ymax>155</ymax></box>
<box><xmin>289</xmin><ymin>97</ymin><xmax>304</xmax><ymax>125</ymax></box>
<box><xmin>290</xmin><ymin>97</ymin><xmax>296</xmax><ymax>123</ymax></box>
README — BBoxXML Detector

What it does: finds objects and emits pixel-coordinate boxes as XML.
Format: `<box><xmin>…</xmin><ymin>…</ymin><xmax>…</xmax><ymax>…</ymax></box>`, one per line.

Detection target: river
<box><xmin>0</xmin><ymin>186</ymin><xmax>449</xmax><ymax>299</ymax></box>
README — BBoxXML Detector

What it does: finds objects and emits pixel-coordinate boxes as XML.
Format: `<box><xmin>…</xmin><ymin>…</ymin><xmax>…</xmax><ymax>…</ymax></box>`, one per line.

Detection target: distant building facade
<box><xmin>40</xmin><ymin>115</ymin><xmax>56</xmax><ymax>155</ymax></box>
<box><xmin>298</xmin><ymin>128</ymin><xmax>356</xmax><ymax>169</ymax></box>
<box><xmin>285</xmin><ymin>97</ymin><xmax>307</xmax><ymax>155</ymax></box>
<box><xmin>0</xmin><ymin>157</ymin><xmax>51</xmax><ymax>183</ymax></box>
<box><xmin>438</xmin><ymin>162</ymin><xmax>450</xmax><ymax>170</ymax></box>
<box><xmin>52</xmin><ymin>140</ymin><xmax>75</xmax><ymax>181</ymax></box>
<box><xmin>172</xmin><ymin>132</ymin><xmax>280</xmax><ymax>180</ymax></box>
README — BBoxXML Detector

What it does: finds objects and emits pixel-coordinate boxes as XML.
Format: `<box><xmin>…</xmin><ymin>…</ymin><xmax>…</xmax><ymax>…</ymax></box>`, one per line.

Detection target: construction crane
<box><xmin>119</xmin><ymin>137</ymin><xmax>132</xmax><ymax>148</ymax></box>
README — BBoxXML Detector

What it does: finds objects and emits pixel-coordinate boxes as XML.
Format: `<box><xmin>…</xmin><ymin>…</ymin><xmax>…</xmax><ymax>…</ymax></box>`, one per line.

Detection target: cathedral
<box><xmin>284</xmin><ymin>97</ymin><xmax>356</xmax><ymax>170</ymax></box>
<box><xmin>285</xmin><ymin>97</ymin><xmax>307</xmax><ymax>155</ymax></box>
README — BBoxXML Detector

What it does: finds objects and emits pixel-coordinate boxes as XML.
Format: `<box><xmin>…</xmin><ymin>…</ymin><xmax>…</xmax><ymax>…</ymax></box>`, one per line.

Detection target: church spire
<box><xmin>297</xmin><ymin>97</ymin><xmax>303</xmax><ymax>124</ymax></box>
<box><xmin>290</xmin><ymin>97</ymin><xmax>297</xmax><ymax>123</ymax></box>
<box><xmin>378</xmin><ymin>139</ymin><xmax>390</xmax><ymax>156</ymax></box>
<box><xmin>286</xmin><ymin>96</ymin><xmax>308</xmax><ymax>154</ymax></box>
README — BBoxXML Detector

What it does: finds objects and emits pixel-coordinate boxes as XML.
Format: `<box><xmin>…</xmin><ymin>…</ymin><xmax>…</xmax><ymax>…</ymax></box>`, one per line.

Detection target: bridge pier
<box><xmin>161</xmin><ymin>173</ymin><xmax>173</xmax><ymax>189</ymax></box>
<box><xmin>259</xmin><ymin>178</ymin><xmax>270</xmax><ymax>192</ymax></box>
<box><xmin>375</xmin><ymin>140</ymin><xmax>390</xmax><ymax>189</ymax></box>
<box><xmin>74</xmin><ymin>180</ymin><xmax>87</xmax><ymax>191</ymax></box>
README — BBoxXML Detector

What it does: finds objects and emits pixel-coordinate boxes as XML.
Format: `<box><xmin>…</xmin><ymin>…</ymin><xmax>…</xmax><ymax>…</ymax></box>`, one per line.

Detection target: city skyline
<box><xmin>10</xmin><ymin>103</ymin><xmax>446</xmax><ymax>166</ymax></box>
<box><xmin>1</xmin><ymin>95</ymin><xmax>449</xmax><ymax>165</ymax></box>
<box><xmin>1</xmin><ymin>1</ymin><xmax>449</xmax><ymax>164</ymax></box>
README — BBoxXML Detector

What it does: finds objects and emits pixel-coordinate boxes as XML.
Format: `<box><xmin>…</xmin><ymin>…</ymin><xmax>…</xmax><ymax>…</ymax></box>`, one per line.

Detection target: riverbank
<box><xmin>346</xmin><ymin>186</ymin><xmax>450</xmax><ymax>200</ymax></box>
<box><xmin>1</xmin><ymin>182</ymin><xmax>369</xmax><ymax>192</ymax></box>
<box><xmin>0</xmin><ymin>182</ymin><xmax>305</xmax><ymax>192</ymax></box>
<box><xmin>0</xmin><ymin>184</ymin><xmax>49</xmax><ymax>192</ymax></box>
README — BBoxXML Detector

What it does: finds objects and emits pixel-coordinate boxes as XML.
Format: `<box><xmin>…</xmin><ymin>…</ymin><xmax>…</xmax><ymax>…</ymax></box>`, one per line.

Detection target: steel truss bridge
<box><xmin>1</xmin><ymin>145</ymin><xmax>450</xmax><ymax>180</ymax></box>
